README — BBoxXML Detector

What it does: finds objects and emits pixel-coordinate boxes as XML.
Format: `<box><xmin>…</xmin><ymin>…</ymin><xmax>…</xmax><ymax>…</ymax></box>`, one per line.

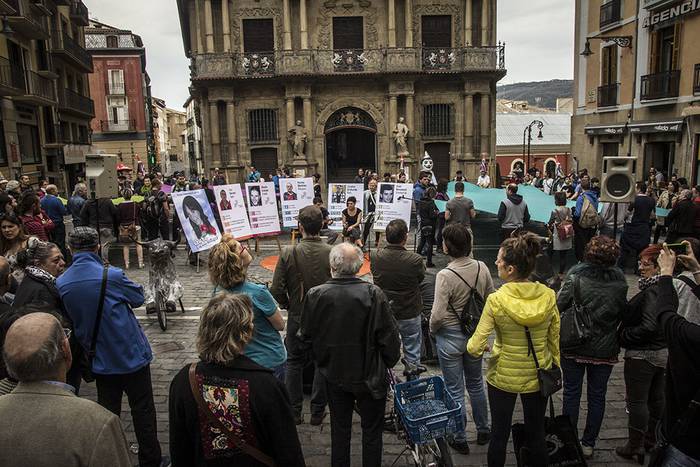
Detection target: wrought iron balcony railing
<box><xmin>640</xmin><ymin>70</ymin><xmax>680</xmax><ymax>101</ymax></box>
<box><xmin>99</xmin><ymin>119</ymin><xmax>136</xmax><ymax>133</ymax></box>
<box><xmin>105</xmin><ymin>81</ymin><xmax>125</xmax><ymax>95</ymax></box>
<box><xmin>58</xmin><ymin>88</ymin><xmax>95</xmax><ymax>117</ymax></box>
<box><xmin>597</xmin><ymin>82</ymin><xmax>619</xmax><ymax>107</ymax></box>
<box><xmin>5</xmin><ymin>0</ymin><xmax>49</xmax><ymax>39</ymax></box>
<box><xmin>0</xmin><ymin>56</ymin><xmax>26</xmax><ymax>94</ymax></box>
<box><xmin>51</xmin><ymin>30</ymin><xmax>93</xmax><ymax>72</ymax></box>
<box><xmin>15</xmin><ymin>70</ymin><xmax>55</xmax><ymax>104</ymax></box>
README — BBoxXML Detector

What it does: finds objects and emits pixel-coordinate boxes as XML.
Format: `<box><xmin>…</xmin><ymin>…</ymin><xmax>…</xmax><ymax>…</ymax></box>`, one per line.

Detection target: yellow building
<box><xmin>572</xmin><ymin>0</ymin><xmax>700</xmax><ymax>184</ymax></box>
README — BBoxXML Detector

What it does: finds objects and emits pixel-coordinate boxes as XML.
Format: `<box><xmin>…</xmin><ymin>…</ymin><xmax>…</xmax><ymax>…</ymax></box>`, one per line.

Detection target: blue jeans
<box><xmin>435</xmin><ymin>325</ymin><xmax>490</xmax><ymax>441</ymax></box>
<box><xmin>396</xmin><ymin>316</ymin><xmax>422</xmax><ymax>365</ymax></box>
<box><xmin>662</xmin><ymin>445</ymin><xmax>700</xmax><ymax>467</ymax></box>
<box><xmin>561</xmin><ymin>357</ymin><xmax>613</xmax><ymax>448</ymax></box>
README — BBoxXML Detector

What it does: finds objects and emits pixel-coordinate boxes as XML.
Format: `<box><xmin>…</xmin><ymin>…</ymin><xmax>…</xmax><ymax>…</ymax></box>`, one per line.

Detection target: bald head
<box><xmin>3</xmin><ymin>313</ymin><xmax>70</xmax><ymax>382</ymax></box>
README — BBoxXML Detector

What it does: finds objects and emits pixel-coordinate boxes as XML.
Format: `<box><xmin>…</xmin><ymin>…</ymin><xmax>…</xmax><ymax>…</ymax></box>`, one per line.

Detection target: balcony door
<box><xmin>107</xmin><ymin>96</ymin><xmax>128</xmax><ymax>131</ymax></box>
<box><xmin>650</xmin><ymin>24</ymin><xmax>679</xmax><ymax>73</ymax></box>
<box><xmin>421</xmin><ymin>15</ymin><xmax>451</xmax><ymax>48</ymax></box>
<box><xmin>332</xmin><ymin>17</ymin><xmax>364</xmax><ymax>50</ymax></box>
<box><xmin>243</xmin><ymin>19</ymin><xmax>274</xmax><ymax>52</ymax></box>
<box><xmin>108</xmin><ymin>69</ymin><xmax>124</xmax><ymax>94</ymax></box>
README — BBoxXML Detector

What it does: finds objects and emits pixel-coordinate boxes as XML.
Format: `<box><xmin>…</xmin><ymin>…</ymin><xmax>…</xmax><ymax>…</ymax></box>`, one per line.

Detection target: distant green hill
<box><xmin>497</xmin><ymin>80</ymin><xmax>573</xmax><ymax>110</ymax></box>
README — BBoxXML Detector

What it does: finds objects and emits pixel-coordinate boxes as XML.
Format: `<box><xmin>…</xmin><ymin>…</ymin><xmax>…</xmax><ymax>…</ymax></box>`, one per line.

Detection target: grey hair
<box><xmin>73</xmin><ymin>183</ymin><xmax>87</xmax><ymax>196</ymax></box>
<box><xmin>3</xmin><ymin>318</ymin><xmax>64</xmax><ymax>382</ymax></box>
<box><xmin>21</xmin><ymin>237</ymin><xmax>59</xmax><ymax>267</ymax></box>
<box><xmin>329</xmin><ymin>243</ymin><xmax>364</xmax><ymax>277</ymax></box>
<box><xmin>679</xmin><ymin>189</ymin><xmax>692</xmax><ymax>200</ymax></box>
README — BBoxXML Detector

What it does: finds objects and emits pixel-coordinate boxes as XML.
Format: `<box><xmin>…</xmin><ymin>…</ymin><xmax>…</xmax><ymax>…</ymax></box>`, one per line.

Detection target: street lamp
<box><xmin>580</xmin><ymin>36</ymin><xmax>632</xmax><ymax>56</ymax></box>
<box><xmin>522</xmin><ymin>120</ymin><xmax>544</xmax><ymax>174</ymax></box>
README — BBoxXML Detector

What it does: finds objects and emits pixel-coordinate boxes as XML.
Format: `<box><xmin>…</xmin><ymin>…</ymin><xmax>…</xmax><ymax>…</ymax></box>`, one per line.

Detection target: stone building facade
<box><xmin>176</xmin><ymin>0</ymin><xmax>506</xmax><ymax>184</ymax></box>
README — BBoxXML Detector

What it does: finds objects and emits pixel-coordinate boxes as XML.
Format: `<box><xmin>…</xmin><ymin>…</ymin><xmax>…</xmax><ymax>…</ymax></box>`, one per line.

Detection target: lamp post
<box><xmin>522</xmin><ymin>119</ymin><xmax>544</xmax><ymax>174</ymax></box>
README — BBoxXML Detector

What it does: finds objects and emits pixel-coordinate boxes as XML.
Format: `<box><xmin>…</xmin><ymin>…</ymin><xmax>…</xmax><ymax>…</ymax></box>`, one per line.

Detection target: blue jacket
<box><xmin>57</xmin><ymin>252</ymin><xmax>152</xmax><ymax>375</ymax></box>
<box><xmin>40</xmin><ymin>194</ymin><xmax>67</xmax><ymax>224</ymax></box>
<box><xmin>413</xmin><ymin>181</ymin><xmax>426</xmax><ymax>201</ymax></box>
<box><xmin>574</xmin><ymin>190</ymin><xmax>599</xmax><ymax>219</ymax></box>
<box><xmin>67</xmin><ymin>195</ymin><xmax>86</xmax><ymax>225</ymax></box>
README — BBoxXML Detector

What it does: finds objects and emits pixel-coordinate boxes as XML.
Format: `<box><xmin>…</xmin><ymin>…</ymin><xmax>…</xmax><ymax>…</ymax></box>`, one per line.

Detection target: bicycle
<box><xmin>387</xmin><ymin>359</ymin><xmax>462</xmax><ymax>467</ymax></box>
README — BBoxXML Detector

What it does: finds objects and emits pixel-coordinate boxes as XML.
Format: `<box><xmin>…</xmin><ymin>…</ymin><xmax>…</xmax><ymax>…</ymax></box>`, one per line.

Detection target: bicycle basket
<box><xmin>394</xmin><ymin>376</ymin><xmax>463</xmax><ymax>445</ymax></box>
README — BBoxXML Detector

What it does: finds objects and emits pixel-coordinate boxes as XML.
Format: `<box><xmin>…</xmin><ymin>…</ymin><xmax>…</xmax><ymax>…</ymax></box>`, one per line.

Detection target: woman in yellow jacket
<box><xmin>467</xmin><ymin>233</ymin><xmax>560</xmax><ymax>467</ymax></box>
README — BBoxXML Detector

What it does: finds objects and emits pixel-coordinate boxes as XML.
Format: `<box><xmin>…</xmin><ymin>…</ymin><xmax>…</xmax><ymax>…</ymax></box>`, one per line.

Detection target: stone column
<box><xmin>286</xmin><ymin>97</ymin><xmax>295</xmax><ymax>130</ymax></box>
<box><xmin>405</xmin><ymin>94</ymin><xmax>414</xmax><ymax>156</ymax></box>
<box><xmin>209</xmin><ymin>101</ymin><xmax>221</xmax><ymax>166</ymax></box>
<box><xmin>464</xmin><ymin>92</ymin><xmax>474</xmax><ymax>158</ymax></box>
<box><xmin>303</xmin><ymin>97</ymin><xmax>312</xmax><ymax>160</ymax></box>
<box><xmin>226</xmin><ymin>100</ymin><xmax>237</xmax><ymax>165</ymax></box>
<box><xmin>282</xmin><ymin>0</ymin><xmax>292</xmax><ymax>50</ymax></box>
<box><xmin>300</xmin><ymin>0</ymin><xmax>309</xmax><ymax>49</ymax></box>
<box><xmin>465</xmin><ymin>0</ymin><xmax>472</xmax><ymax>46</ymax></box>
<box><xmin>480</xmin><ymin>93</ymin><xmax>490</xmax><ymax>158</ymax></box>
<box><xmin>204</xmin><ymin>0</ymin><xmax>214</xmax><ymax>53</ymax></box>
<box><xmin>194</xmin><ymin>0</ymin><xmax>204</xmax><ymax>53</ymax></box>
<box><xmin>388</xmin><ymin>0</ymin><xmax>396</xmax><ymax>48</ymax></box>
<box><xmin>405</xmin><ymin>0</ymin><xmax>413</xmax><ymax>47</ymax></box>
<box><xmin>389</xmin><ymin>95</ymin><xmax>398</xmax><ymax>156</ymax></box>
<box><xmin>221</xmin><ymin>0</ymin><xmax>231</xmax><ymax>52</ymax></box>
<box><xmin>481</xmin><ymin>0</ymin><xmax>489</xmax><ymax>46</ymax></box>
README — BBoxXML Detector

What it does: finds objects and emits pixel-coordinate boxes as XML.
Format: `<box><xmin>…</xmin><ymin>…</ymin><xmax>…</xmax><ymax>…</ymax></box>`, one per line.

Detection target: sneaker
<box><xmin>581</xmin><ymin>445</ymin><xmax>594</xmax><ymax>459</ymax></box>
<box><xmin>449</xmin><ymin>439</ymin><xmax>470</xmax><ymax>455</ymax></box>
<box><xmin>309</xmin><ymin>412</ymin><xmax>326</xmax><ymax>426</ymax></box>
<box><xmin>477</xmin><ymin>431</ymin><xmax>491</xmax><ymax>445</ymax></box>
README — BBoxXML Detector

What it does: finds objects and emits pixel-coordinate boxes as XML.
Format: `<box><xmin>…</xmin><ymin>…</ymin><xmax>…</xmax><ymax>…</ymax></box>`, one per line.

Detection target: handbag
<box><xmin>647</xmin><ymin>386</ymin><xmax>700</xmax><ymax>467</ymax></box>
<box><xmin>559</xmin><ymin>276</ymin><xmax>592</xmax><ymax>351</ymax></box>
<box><xmin>118</xmin><ymin>202</ymin><xmax>137</xmax><ymax>243</ymax></box>
<box><xmin>446</xmin><ymin>264</ymin><xmax>485</xmax><ymax>336</ymax></box>
<box><xmin>188</xmin><ymin>363</ymin><xmax>276</xmax><ymax>466</ymax></box>
<box><xmin>81</xmin><ymin>264</ymin><xmax>109</xmax><ymax>383</ymax></box>
<box><xmin>525</xmin><ymin>325</ymin><xmax>562</xmax><ymax>398</ymax></box>
<box><xmin>556</xmin><ymin>221</ymin><xmax>574</xmax><ymax>241</ymax></box>
<box><xmin>512</xmin><ymin>398</ymin><xmax>587</xmax><ymax>467</ymax></box>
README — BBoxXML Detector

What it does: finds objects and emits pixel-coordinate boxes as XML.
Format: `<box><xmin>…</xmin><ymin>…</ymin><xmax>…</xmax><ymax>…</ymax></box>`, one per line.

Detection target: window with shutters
<box><xmin>421</xmin><ymin>15</ymin><xmax>452</xmax><ymax>47</ymax></box>
<box><xmin>248</xmin><ymin>109</ymin><xmax>278</xmax><ymax>143</ymax></box>
<box><xmin>422</xmin><ymin>104</ymin><xmax>453</xmax><ymax>138</ymax></box>
<box><xmin>243</xmin><ymin>19</ymin><xmax>275</xmax><ymax>52</ymax></box>
<box><xmin>108</xmin><ymin>69</ymin><xmax>124</xmax><ymax>94</ymax></box>
<box><xmin>332</xmin><ymin>17</ymin><xmax>364</xmax><ymax>50</ymax></box>
<box><xmin>601</xmin><ymin>45</ymin><xmax>618</xmax><ymax>85</ymax></box>
<box><xmin>650</xmin><ymin>24</ymin><xmax>680</xmax><ymax>73</ymax></box>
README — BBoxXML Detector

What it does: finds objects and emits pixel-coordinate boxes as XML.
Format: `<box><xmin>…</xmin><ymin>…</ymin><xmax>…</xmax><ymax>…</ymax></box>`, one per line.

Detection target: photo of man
<box><xmin>248</xmin><ymin>186</ymin><xmax>262</xmax><ymax>207</ymax></box>
<box><xmin>283</xmin><ymin>183</ymin><xmax>298</xmax><ymax>201</ymax></box>
<box><xmin>379</xmin><ymin>184</ymin><xmax>394</xmax><ymax>203</ymax></box>
<box><xmin>219</xmin><ymin>190</ymin><xmax>232</xmax><ymax>211</ymax></box>
<box><xmin>332</xmin><ymin>185</ymin><xmax>346</xmax><ymax>204</ymax></box>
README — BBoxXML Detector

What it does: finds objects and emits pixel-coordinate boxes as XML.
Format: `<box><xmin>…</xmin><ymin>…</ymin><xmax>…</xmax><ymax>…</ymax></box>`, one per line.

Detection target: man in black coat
<box><xmin>301</xmin><ymin>243</ymin><xmax>400</xmax><ymax>467</ymax></box>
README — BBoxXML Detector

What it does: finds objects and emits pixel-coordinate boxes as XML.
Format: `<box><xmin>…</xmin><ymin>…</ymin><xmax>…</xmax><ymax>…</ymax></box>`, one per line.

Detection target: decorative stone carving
<box><xmin>194</xmin><ymin>55</ymin><xmax>235</xmax><ymax>80</ymax></box>
<box><xmin>462</xmin><ymin>47</ymin><xmax>497</xmax><ymax>70</ymax></box>
<box><xmin>393</xmin><ymin>117</ymin><xmax>409</xmax><ymax>157</ymax></box>
<box><xmin>242</xmin><ymin>52</ymin><xmax>275</xmax><ymax>75</ymax></box>
<box><xmin>413</xmin><ymin>3</ymin><xmax>462</xmax><ymax>47</ymax></box>
<box><xmin>231</xmin><ymin>7</ymin><xmax>282</xmax><ymax>52</ymax></box>
<box><xmin>422</xmin><ymin>48</ymin><xmax>456</xmax><ymax>70</ymax></box>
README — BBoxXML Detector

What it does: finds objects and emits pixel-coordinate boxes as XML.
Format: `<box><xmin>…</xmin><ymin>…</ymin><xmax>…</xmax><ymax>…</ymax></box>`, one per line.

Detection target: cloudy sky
<box><xmin>87</xmin><ymin>0</ymin><xmax>574</xmax><ymax>109</ymax></box>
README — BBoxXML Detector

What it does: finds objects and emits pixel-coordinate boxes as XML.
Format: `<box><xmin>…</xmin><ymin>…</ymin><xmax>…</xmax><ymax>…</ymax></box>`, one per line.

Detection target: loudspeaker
<box><xmin>600</xmin><ymin>156</ymin><xmax>637</xmax><ymax>203</ymax></box>
<box><xmin>85</xmin><ymin>154</ymin><xmax>118</xmax><ymax>199</ymax></box>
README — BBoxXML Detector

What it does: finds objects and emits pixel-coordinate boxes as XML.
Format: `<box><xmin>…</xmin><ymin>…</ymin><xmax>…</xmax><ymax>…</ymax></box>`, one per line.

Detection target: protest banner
<box><xmin>245</xmin><ymin>181</ymin><xmax>281</xmax><ymax>236</ymax></box>
<box><xmin>328</xmin><ymin>183</ymin><xmax>364</xmax><ymax>231</ymax></box>
<box><xmin>374</xmin><ymin>183</ymin><xmax>413</xmax><ymax>231</ymax></box>
<box><xmin>171</xmin><ymin>189</ymin><xmax>221</xmax><ymax>253</ymax></box>
<box><xmin>213</xmin><ymin>184</ymin><xmax>253</xmax><ymax>240</ymax></box>
<box><xmin>279</xmin><ymin>177</ymin><xmax>314</xmax><ymax>228</ymax></box>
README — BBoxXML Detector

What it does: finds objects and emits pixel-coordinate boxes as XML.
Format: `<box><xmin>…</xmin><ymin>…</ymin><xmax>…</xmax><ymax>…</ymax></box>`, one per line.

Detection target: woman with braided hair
<box><xmin>208</xmin><ymin>234</ymin><xmax>287</xmax><ymax>380</ymax></box>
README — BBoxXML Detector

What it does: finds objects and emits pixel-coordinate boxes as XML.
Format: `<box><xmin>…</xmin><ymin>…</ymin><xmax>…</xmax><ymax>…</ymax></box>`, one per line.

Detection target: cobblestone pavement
<box><xmin>79</xmin><ymin>239</ymin><xmax>643</xmax><ymax>466</ymax></box>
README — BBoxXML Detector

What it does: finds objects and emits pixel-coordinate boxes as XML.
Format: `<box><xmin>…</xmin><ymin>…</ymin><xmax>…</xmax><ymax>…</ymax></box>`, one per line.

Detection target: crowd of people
<box><xmin>0</xmin><ymin>162</ymin><xmax>698</xmax><ymax>467</ymax></box>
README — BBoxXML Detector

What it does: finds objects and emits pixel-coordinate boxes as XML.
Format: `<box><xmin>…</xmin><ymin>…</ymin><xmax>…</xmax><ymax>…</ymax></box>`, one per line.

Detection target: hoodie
<box><xmin>467</xmin><ymin>282</ymin><xmax>561</xmax><ymax>394</ymax></box>
<box><xmin>413</xmin><ymin>181</ymin><xmax>427</xmax><ymax>201</ymax></box>
<box><xmin>497</xmin><ymin>193</ymin><xmax>531</xmax><ymax>229</ymax></box>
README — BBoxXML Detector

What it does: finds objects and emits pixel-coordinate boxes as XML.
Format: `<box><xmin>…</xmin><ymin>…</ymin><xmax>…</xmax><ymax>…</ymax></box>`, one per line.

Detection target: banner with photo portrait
<box><xmin>213</xmin><ymin>184</ymin><xmax>253</xmax><ymax>240</ymax></box>
<box><xmin>374</xmin><ymin>183</ymin><xmax>413</xmax><ymax>231</ymax></box>
<box><xmin>172</xmin><ymin>189</ymin><xmax>222</xmax><ymax>253</ymax></box>
<box><xmin>328</xmin><ymin>183</ymin><xmax>365</xmax><ymax>231</ymax></box>
<box><xmin>244</xmin><ymin>181</ymin><xmax>281</xmax><ymax>236</ymax></box>
<box><xmin>279</xmin><ymin>177</ymin><xmax>314</xmax><ymax>228</ymax></box>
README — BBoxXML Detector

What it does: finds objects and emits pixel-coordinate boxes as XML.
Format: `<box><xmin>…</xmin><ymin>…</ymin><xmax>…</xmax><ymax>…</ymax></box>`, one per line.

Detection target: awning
<box><xmin>584</xmin><ymin>124</ymin><xmax>626</xmax><ymax>135</ymax></box>
<box><xmin>629</xmin><ymin>120</ymin><xmax>683</xmax><ymax>134</ymax></box>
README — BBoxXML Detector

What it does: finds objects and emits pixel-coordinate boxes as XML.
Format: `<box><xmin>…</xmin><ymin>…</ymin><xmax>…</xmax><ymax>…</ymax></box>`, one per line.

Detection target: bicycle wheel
<box><xmin>156</xmin><ymin>290</ymin><xmax>167</xmax><ymax>331</ymax></box>
<box><xmin>415</xmin><ymin>438</ymin><xmax>454</xmax><ymax>467</ymax></box>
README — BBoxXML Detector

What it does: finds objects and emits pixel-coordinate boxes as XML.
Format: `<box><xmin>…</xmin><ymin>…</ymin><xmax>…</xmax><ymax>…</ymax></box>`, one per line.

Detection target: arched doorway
<box><xmin>324</xmin><ymin>107</ymin><xmax>377</xmax><ymax>183</ymax></box>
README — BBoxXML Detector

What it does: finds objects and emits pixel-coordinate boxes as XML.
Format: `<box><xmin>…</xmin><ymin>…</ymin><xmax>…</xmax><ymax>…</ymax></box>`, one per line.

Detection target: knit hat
<box><xmin>5</xmin><ymin>180</ymin><xmax>19</xmax><ymax>192</ymax></box>
<box><xmin>68</xmin><ymin>226</ymin><xmax>99</xmax><ymax>250</ymax></box>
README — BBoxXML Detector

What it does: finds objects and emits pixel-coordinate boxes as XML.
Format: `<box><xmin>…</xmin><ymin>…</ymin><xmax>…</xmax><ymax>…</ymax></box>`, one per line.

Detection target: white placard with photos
<box><xmin>244</xmin><ymin>181</ymin><xmax>281</xmax><ymax>236</ymax></box>
<box><xmin>213</xmin><ymin>184</ymin><xmax>253</xmax><ymax>240</ymax></box>
<box><xmin>171</xmin><ymin>189</ymin><xmax>222</xmax><ymax>253</ymax></box>
<box><xmin>279</xmin><ymin>177</ymin><xmax>314</xmax><ymax>228</ymax></box>
<box><xmin>328</xmin><ymin>183</ymin><xmax>365</xmax><ymax>231</ymax></box>
<box><xmin>374</xmin><ymin>183</ymin><xmax>413</xmax><ymax>231</ymax></box>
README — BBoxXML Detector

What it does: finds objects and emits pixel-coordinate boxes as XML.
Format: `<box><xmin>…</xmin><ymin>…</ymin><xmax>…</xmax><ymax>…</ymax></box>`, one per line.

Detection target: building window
<box><xmin>598</xmin><ymin>45</ymin><xmax>619</xmax><ymax>107</ymax></box>
<box><xmin>421</xmin><ymin>15</ymin><xmax>452</xmax><ymax>47</ymax></box>
<box><xmin>650</xmin><ymin>24</ymin><xmax>680</xmax><ymax>73</ymax></box>
<box><xmin>243</xmin><ymin>18</ymin><xmax>275</xmax><ymax>52</ymax></box>
<box><xmin>106</xmin><ymin>35</ymin><xmax>118</xmax><ymax>48</ymax></box>
<box><xmin>248</xmin><ymin>109</ymin><xmax>278</xmax><ymax>143</ymax></box>
<box><xmin>108</xmin><ymin>69</ymin><xmax>124</xmax><ymax>94</ymax></box>
<box><xmin>601</xmin><ymin>142</ymin><xmax>619</xmax><ymax>157</ymax></box>
<box><xmin>422</xmin><ymin>104</ymin><xmax>453</xmax><ymax>137</ymax></box>
<box><xmin>333</xmin><ymin>16</ymin><xmax>364</xmax><ymax>50</ymax></box>
<box><xmin>17</xmin><ymin>123</ymin><xmax>41</xmax><ymax>164</ymax></box>
<box><xmin>107</xmin><ymin>96</ymin><xmax>129</xmax><ymax>129</ymax></box>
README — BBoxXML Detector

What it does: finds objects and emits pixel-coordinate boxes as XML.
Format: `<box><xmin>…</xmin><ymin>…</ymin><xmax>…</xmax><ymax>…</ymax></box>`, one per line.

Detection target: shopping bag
<box><xmin>511</xmin><ymin>398</ymin><xmax>587</xmax><ymax>467</ymax></box>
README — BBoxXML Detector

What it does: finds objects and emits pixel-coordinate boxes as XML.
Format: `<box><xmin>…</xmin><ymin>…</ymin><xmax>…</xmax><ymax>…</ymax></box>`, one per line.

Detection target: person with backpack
<box><xmin>618</xmin><ymin>182</ymin><xmax>656</xmax><ymax>272</ymax></box>
<box><xmin>142</xmin><ymin>178</ymin><xmax>170</xmax><ymax>241</ymax></box>
<box><xmin>548</xmin><ymin>191</ymin><xmax>574</xmax><ymax>277</ymax></box>
<box><xmin>498</xmin><ymin>184</ymin><xmax>531</xmax><ymax>242</ymax></box>
<box><xmin>430</xmin><ymin>224</ymin><xmax>495</xmax><ymax>454</ymax></box>
<box><xmin>573</xmin><ymin>180</ymin><xmax>599</xmax><ymax>262</ymax></box>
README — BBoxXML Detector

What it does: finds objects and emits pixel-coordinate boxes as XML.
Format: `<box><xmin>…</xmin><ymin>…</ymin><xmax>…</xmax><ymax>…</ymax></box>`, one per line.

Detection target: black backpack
<box><xmin>142</xmin><ymin>193</ymin><xmax>163</xmax><ymax>221</ymax></box>
<box><xmin>446</xmin><ymin>263</ymin><xmax>486</xmax><ymax>336</ymax></box>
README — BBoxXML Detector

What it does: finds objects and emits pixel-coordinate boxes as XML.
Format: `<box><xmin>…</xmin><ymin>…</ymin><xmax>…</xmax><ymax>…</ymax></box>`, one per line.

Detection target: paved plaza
<box><xmin>79</xmin><ymin>229</ymin><xmax>643</xmax><ymax>466</ymax></box>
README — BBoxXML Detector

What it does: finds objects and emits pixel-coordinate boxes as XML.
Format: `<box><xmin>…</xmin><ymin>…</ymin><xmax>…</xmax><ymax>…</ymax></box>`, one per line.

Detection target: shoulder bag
<box><xmin>524</xmin><ymin>325</ymin><xmax>562</xmax><ymax>398</ymax></box>
<box><xmin>81</xmin><ymin>264</ymin><xmax>109</xmax><ymax>383</ymax></box>
<box><xmin>559</xmin><ymin>275</ymin><xmax>593</xmax><ymax>351</ymax></box>
<box><xmin>446</xmin><ymin>263</ymin><xmax>485</xmax><ymax>336</ymax></box>
<box><xmin>648</xmin><ymin>386</ymin><xmax>700</xmax><ymax>467</ymax></box>
<box><xmin>676</xmin><ymin>275</ymin><xmax>700</xmax><ymax>300</ymax></box>
<box><xmin>555</xmin><ymin>208</ymin><xmax>574</xmax><ymax>241</ymax></box>
<box><xmin>188</xmin><ymin>363</ymin><xmax>276</xmax><ymax>466</ymax></box>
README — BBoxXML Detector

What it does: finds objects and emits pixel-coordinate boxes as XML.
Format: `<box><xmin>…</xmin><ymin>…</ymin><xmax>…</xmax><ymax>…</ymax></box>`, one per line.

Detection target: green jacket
<box><xmin>370</xmin><ymin>245</ymin><xmax>426</xmax><ymax>320</ymax></box>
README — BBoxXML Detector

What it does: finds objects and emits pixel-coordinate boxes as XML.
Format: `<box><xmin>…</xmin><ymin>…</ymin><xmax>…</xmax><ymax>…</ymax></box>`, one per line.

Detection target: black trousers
<box><xmin>285</xmin><ymin>319</ymin><xmax>327</xmax><ymax>418</ymax></box>
<box><xmin>361</xmin><ymin>215</ymin><xmax>380</xmax><ymax>247</ymax></box>
<box><xmin>573</xmin><ymin>223</ymin><xmax>596</xmax><ymax>263</ymax></box>
<box><xmin>417</xmin><ymin>223</ymin><xmax>435</xmax><ymax>264</ymax></box>
<box><xmin>326</xmin><ymin>381</ymin><xmax>385</xmax><ymax>467</ymax></box>
<box><xmin>96</xmin><ymin>365</ymin><xmax>162</xmax><ymax>467</ymax></box>
<box><xmin>624</xmin><ymin>357</ymin><xmax>665</xmax><ymax>433</ymax></box>
<box><xmin>487</xmin><ymin>384</ymin><xmax>548</xmax><ymax>467</ymax></box>
<box><xmin>548</xmin><ymin>249</ymin><xmax>568</xmax><ymax>274</ymax></box>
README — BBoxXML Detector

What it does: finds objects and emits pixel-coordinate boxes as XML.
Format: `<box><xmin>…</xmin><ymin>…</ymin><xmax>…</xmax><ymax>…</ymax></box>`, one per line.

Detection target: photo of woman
<box><xmin>182</xmin><ymin>195</ymin><xmax>217</xmax><ymax>240</ymax></box>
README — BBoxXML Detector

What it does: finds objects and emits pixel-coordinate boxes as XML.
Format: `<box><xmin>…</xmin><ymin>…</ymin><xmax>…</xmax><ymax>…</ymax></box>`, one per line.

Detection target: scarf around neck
<box><xmin>26</xmin><ymin>265</ymin><xmax>56</xmax><ymax>284</ymax></box>
<box><xmin>638</xmin><ymin>274</ymin><xmax>660</xmax><ymax>291</ymax></box>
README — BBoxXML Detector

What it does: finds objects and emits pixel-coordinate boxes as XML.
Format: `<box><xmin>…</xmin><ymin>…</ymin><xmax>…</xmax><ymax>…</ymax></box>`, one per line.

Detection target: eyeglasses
<box><xmin>637</xmin><ymin>260</ymin><xmax>655</xmax><ymax>268</ymax></box>
<box><xmin>63</xmin><ymin>328</ymin><xmax>72</xmax><ymax>339</ymax></box>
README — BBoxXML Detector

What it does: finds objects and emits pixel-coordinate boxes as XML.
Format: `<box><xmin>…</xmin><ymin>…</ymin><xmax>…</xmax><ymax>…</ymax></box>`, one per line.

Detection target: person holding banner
<box><xmin>342</xmin><ymin>197</ymin><xmax>363</xmax><ymax>247</ymax></box>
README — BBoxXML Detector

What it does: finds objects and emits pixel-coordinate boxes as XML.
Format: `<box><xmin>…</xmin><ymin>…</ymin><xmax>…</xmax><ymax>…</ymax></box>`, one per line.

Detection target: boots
<box><xmin>645</xmin><ymin>418</ymin><xmax>659</xmax><ymax>452</ymax></box>
<box><xmin>615</xmin><ymin>426</ymin><xmax>646</xmax><ymax>465</ymax></box>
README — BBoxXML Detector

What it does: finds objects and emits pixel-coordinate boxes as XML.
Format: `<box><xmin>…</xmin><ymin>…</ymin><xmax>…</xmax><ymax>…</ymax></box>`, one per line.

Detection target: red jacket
<box><xmin>20</xmin><ymin>211</ymin><xmax>55</xmax><ymax>241</ymax></box>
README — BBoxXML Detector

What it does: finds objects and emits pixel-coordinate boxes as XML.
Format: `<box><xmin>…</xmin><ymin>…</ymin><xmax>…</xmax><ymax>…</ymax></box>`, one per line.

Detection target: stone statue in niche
<box><xmin>288</xmin><ymin>120</ymin><xmax>308</xmax><ymax>159</ymax></box>
<box><xmin>393</xmin><ymin>116</ymin><xmax>409</xmax><ymax>156</ymax></box>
